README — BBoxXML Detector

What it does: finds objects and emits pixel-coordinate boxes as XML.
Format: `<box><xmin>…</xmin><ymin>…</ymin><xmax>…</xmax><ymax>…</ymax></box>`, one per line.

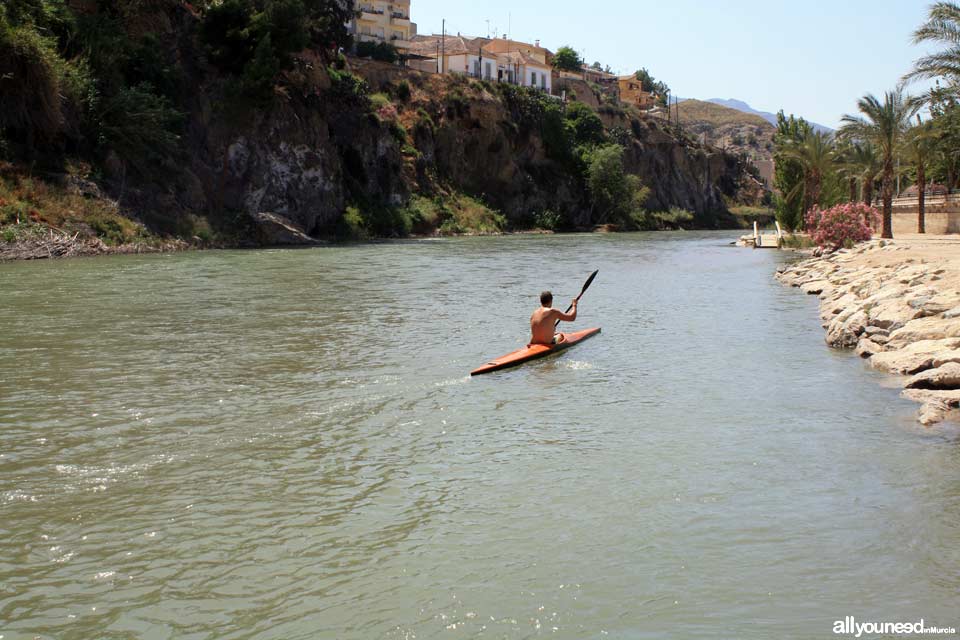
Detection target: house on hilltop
<box><xmin>618</xmin><ymin>75</ymin><xmax>656</xmax><ymax>109</ymax></box>
<box><xmin>404</xmin><ymin>34</ymin><xmax>553</xmax><ymax>93</ymax></box>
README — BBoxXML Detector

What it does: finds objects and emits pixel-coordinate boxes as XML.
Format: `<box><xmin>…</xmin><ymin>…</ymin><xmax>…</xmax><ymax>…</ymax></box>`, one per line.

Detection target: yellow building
<box><xmin>618</xmin><ymin>75</ymin><xmax>655</xmax><ymax>109</ymax></box>
<box><xmin>352</xmin><ymin>1</ymin><xmax>417</xmax><ymax>46</ymax></box>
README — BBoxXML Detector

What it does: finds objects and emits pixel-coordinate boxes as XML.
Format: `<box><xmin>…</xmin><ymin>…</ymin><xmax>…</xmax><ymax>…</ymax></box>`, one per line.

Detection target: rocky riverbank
<box><xmin>777</xmin><ymin>237</ymin><xmax>960</xmax><ymax>425</ymax></box>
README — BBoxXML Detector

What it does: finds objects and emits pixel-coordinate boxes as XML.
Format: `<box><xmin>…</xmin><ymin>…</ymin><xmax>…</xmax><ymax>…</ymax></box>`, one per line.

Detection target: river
<box><xmin>1</xmin><ymin>232</ymin><xmax>958</xmax><ymax>639</ymax></box>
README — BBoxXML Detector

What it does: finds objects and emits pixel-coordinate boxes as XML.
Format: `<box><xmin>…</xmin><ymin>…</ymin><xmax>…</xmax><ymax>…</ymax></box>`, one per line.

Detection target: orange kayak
<box><xmin>470</xmin><ymin>327</ymin><xmax>602</xmax><ymax>376</ymax></box>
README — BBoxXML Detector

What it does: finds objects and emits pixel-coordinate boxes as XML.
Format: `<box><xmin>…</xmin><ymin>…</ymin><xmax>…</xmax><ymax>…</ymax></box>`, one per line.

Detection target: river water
<box><xmin>1</xmin><ymin>232</ymin><xmax>958</xmax><ymax>639</ymax></box>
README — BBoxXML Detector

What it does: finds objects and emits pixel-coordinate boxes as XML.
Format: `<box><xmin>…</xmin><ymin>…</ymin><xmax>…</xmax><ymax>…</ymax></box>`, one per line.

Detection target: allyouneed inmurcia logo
<box><xmin>833</xmin><ymin>617</ymin><xmax>957</xmax><ymax>637</ymax></box>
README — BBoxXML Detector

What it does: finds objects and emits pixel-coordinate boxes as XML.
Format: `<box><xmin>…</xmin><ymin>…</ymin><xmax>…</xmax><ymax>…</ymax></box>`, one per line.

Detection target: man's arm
<box><xmin>554</xmin><ymin>300</ymin><xmax>578</xmax><ymax>323</ymax></box>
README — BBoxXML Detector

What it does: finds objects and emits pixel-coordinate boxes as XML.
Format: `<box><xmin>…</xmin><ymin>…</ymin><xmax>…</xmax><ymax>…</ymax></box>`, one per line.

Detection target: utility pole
<box><xmin>441</xmin><ymin>19</ymin><xmax>445</xmax><ymax>75</ymax></box>
<box><xmin>486</xmin><ymin>19</ymin><xmax>490</xmax><ymax>39</ymax></box>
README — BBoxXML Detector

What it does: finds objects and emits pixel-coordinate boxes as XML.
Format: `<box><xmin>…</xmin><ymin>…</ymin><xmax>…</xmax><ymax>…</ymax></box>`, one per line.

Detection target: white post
<box><xmin>753</xmin><ymin>221</ymin><xmax>759</xmax><ymax>241</ymax></box>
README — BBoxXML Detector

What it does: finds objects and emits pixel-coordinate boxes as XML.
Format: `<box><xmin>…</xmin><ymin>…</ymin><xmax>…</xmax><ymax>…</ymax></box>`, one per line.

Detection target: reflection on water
<box><xmin>1</xmin><ymin>233</ymin><xmax>958</xmax><ymax>639</ymax></box>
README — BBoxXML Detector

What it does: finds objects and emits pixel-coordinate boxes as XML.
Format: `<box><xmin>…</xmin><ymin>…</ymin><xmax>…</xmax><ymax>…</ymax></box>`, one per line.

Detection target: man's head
<box><xmin>540</xmin><ymin>291</ymin><xmax>553</xmax><ymax>307</ymax></box>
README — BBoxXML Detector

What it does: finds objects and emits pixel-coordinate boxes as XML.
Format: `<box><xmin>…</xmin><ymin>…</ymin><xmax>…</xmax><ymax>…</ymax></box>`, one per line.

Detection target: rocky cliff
<box><xmin>1</xmin><ymin>1</ymin><xmax>757</xmax><ymax>248</ymax></box>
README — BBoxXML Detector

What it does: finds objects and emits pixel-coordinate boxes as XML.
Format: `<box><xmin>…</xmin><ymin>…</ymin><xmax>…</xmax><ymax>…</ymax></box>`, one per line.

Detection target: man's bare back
<box><xmin>530</xmin><ymin>291</ymin><xmax>577</xmax><ymax>345</ymax></box>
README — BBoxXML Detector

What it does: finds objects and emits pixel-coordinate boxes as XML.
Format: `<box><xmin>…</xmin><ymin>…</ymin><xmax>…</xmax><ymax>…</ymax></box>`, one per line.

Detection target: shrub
<box><xmin>327</xmin><ymin>66</ymin><xmax>369</xmax><ymax>105</ymax></box>
<box><xmin>565</xmin><ymin>101</ymin><xmax>605</xmax><ymax>146</ymax></box>
<box><xmin>393</xmin><ymin>80</ymin><xmax>411</xmax><ymax>101</ymax></box>
<box><xmin>97</xmin><ymin>82</ymin><xmax>183</xmax><ymax>174</ymax></box>
<box><xmin>782</xmin><ymin>234</ymin><xmax>817</xmax><ymax>249</ymax></box>
<box><xmin>338</xmin><ymin>203</ymin><xmax>412</xmax><ymax>239</ymax></box>
<box><xmin>0</xmin><ymin>23</ymin><xmax>64</xmax><ymax>142</ymax></box>
<box><xmin>445</xmin><ymin>89</ymin><xmax>469</xmax><ymax>118</ymax></box>
<box><xmin>355</xmin><ymin>40</ymin><xmax>397</xmax><ymax>63</ymax></box>
<box><xmin>541</xmin><ymin>102</ymin><xmax>572</xmax><ymax>162</ymax></box>
<box><xmin>340</xmin><ymin>205</ymin><xmax>366</xmax><ymax>238</ymax></box>
<box><xmin>357</xmin><ymin>41</ymin><xmax>400</xmax><ymax>63</ymax></box>
<box><xmin>608</xmin><ymin>126</ymin><xmax>631</xmax><ymax>147</ymax></box>
<box><xmin>534</xmin><ymin>209</ymin><xmax>562</xmax><ymax>230</ymax></box>
<box><xmin>370</xmin><ymin>92</ymin><xmax>391</xmax><ymax>110</ymax></box>
<box><xmin>805</xmin><ymin>203</ymin><xmax>878</xmax><ymax>250</ymax></box>
<box><xmin>355</xmin><ymin>40</ymin><xmax>377</xmax><ymax>58</ymax></box>
<box><xmin>415</xmin><ymin>108</ymin><xmax>435</xmax><ymax>131</ymax></box>
<box><xmin>389</xmin><ymin>120</ymin><xmax>407</xmax><ymax>143</ymax></box>
<box><xmin>241</xmin><ymin>33</ymin><xmax>281</xmax><ymax>99</ymax></box>
<box><xmin>373</xmin><ymin>42</ymin><xmax>398</xmax><ymax>63</ymax></box>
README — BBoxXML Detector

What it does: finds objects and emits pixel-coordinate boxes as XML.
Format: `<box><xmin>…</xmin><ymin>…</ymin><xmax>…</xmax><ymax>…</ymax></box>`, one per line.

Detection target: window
<box><xmin>485</xmin><ymin>62</ymin><xmax>492</xmax><ymax>79</ymax></box>
<box><xmin>531</xmin><ymin>71</ymin><xmax>537</xmax><ymax>87</ymax></box>
<box><xmin>473</xmin><ymin>60</ymin><xmax>480</xmax><ymax>77</ymax></box>
<box><xmin>541</xmin><ymin>73</ymin><xmax>546</xmax><ymax>89</ymax></box>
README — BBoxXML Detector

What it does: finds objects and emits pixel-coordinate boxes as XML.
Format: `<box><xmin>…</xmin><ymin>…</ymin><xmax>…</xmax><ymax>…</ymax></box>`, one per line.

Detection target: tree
<box><xmin>634</xmin><ymin>67</ymin><xmax>670</xmax><ymax>99</ymax></box>
<box><xmin>564</xmin><ymin>101</ymin><xmax>605</xmax><ymax>146</ymax></box>
<box><xmin>780</xmin><ymin>129</ymin><xmax>836</xmax><ymax>217</ymax></box>
<box><xmin>927</xmin><ymin>84</ymin><xmax>960</xmax><ymax>189</ymax></box>
<box><xmin>581</xmin><ymin>143</ymin><xmax>648</xmax><ymax>226</ymax></box>
<box><xmin>590</xmin><ymin>61</ymin><xmax>603</xmax><ymax>71</ymax></box>
<box><xmin>840</xmin><ymin>90</ymin><xmax>919</xmax><ymax>238</ymax></box>
<box><xmin>773</xmin><ymin>111</ymin><xmax>812</xmax><ymax>230</ymax></box>
<box><xmin>905</xmin><ymin>2</ymin><xmax>960</xmax><ymax>89</ymax></box>
<box><xmin>552</xmin><ymin>46</ymin><xmax>582</xmax><ymax>72</ymax></box>
<box><xmin>900</xmin><ymin>118</ymin><xmax>936</xmax><ymax>233</ymax></box>
<box><xmin>200</xmin><ymin>0</ymin><xmax>355</xmax><ymax>81</ymax></box>
<box><xmin>846</xmin><ymin>141</ymin><xmax>882</xmax><ymax>206</ymax></box>
<box><xmin>834</xmin><ymin>141</ymin><xmax>859</xmax><ymax>202</ymax></box>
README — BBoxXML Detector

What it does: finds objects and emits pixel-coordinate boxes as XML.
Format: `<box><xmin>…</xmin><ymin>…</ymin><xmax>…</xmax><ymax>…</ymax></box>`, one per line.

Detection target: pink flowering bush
<box><xmin>805</xmin><ymin>203</ymin><xmax>880</xmax><ymax>250</ymax></box>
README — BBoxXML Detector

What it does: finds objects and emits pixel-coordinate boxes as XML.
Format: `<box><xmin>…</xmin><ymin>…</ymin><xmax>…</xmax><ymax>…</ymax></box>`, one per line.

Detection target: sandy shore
<box><xmin>777</xmin><ymin>234</ymin><xmax>960</xmax><ymax>425</ymax></box>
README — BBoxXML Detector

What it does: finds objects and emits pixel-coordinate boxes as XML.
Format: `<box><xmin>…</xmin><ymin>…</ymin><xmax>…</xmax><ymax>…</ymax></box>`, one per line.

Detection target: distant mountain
<box><xmin>704</xmin><ymin>98</ymin><xmax>834</xmax><ymax>134</ymax></box>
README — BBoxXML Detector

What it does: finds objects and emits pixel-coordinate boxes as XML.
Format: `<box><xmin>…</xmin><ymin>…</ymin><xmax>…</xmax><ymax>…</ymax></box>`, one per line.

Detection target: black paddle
<box><xmin>555</xmin><ymin>270</ymin><xmax>599</xmax><ymax>327</ymax></box>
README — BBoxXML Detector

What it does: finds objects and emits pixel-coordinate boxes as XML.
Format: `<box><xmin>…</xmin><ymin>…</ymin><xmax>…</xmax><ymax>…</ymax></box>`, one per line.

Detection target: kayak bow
<box><xmin>470</xmin><ymin>327</ymin><xmax>601</xmax><ymax>376</ymax></box>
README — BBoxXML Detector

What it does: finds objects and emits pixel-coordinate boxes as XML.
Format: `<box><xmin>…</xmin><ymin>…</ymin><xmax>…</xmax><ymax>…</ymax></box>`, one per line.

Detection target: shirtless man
<box><xmin>529</xmin><ymin>291</ymin><xmax>578</xmax><ymax>346</ymax></box>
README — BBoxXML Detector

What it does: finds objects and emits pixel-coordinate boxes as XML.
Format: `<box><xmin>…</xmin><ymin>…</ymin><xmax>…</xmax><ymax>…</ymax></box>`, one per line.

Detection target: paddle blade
<box><xmin>578</xmin><ymin>270</ymin><xmax>599</xmax><ymax>299</ymax></box>
<box><xmin>556</xmin><ymin>270</ymin><xmax>599</xmax><ymax>327</ymax></box>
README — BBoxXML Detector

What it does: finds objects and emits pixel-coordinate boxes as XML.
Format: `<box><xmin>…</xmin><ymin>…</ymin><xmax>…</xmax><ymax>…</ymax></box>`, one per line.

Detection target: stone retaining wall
<box><xmin>891</xmin><ymin>195</ymin><xmax>960</xmax><ymax>234</ymax></box>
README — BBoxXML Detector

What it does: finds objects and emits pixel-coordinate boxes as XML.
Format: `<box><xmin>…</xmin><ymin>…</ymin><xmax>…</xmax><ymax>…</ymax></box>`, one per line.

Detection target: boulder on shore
<box><xmin>870</xmin><ymin>339</ymin><xmax>960</xmax><ymax>375</ymax></box>
<box><xmin>904</xmin><ymin>362</ymin><xmax>960</xmax><ymax>390</ymax></box>
<box><xmin>251</xmin><ymin>212</ymin><xmax>317</xmax><ymax>246</ymax></box>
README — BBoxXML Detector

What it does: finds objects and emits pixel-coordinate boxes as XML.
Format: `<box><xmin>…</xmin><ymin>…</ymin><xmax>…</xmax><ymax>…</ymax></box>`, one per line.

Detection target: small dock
<box><xmin>740</xmin><ymin>221</ymin><xmax>784</xmax><ymax>249</ymax></box>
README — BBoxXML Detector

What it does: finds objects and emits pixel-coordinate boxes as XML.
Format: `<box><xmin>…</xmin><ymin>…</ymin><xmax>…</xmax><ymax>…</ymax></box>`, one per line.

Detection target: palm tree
<box><xmin>840</xmin><ymin>91</ymin><xmax>920</xmax><ymax>238</ymax></box>
<box><xmin>779</xmin><ymin>129</ymin><xmax>836</xmax><ymax>222</ymax></box>
<box><xmin>906</xmin><ymin>2</ymin><xmax>960</xmax><ymax>88</ymax></box>
<box><xmin>900</xmin><ymin>117</ymin><xmax>936</xmax><ymax>233</ymax></box>
<box><xmin>848</xmin><ymin>141</ymin><xmax>882</xmax><ymax>207</ymax></box>
<box><xmin>834</xmin><ymin>141</ymin><xmax>859</xmax><ymax>202</ymax></box>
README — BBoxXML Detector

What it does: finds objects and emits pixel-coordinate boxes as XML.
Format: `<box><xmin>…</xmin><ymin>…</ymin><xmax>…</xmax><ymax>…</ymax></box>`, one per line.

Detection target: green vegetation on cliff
<box><xmin>0</xmin><ymin>0</ymin><xmax>753</xmax><ymax>255</ymax></box>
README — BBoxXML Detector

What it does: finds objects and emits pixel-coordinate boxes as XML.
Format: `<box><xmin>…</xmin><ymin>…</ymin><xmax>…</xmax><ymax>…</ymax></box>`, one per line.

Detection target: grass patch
<box><xmin>634</xmin><ymin>207</ymin><xmax>695</xmax><ymax>230</ymax></box>
<box><xmin>337</xmin><ymin>203</ymin><xmax>413</xmax><ymax>240</ymax></box>
<box><xmin>370</xmin><ymin>92</ymin><xmax>391</xmax><ymax>110</ymax></box>
<box><xmin>0</xmin><ymin>168</ymin><xmax>156</xmax><ymax>246</ymax></box>
<box><xmin>405</xmin><ymin>192</ymin><xmax>505</xmax><ymax>235</ymax></box>
<box><xmin>782</xmin><ymin>233</ymin><xmax>817</xmax><ymax>249</ymax></box>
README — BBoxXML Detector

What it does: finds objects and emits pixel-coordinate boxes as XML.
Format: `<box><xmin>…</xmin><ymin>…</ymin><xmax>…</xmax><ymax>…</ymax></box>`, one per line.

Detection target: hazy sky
<box><xmin>409</xmin><ymin>0</ymin><xmax>938</xmax><ymax>128</ymax></box>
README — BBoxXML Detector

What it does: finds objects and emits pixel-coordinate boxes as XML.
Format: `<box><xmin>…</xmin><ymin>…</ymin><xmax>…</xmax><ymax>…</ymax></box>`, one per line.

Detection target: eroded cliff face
<box><xmin>110</xmin><ymin>9</ymin><xmax>749</xmax><ymax>240</ymax></box>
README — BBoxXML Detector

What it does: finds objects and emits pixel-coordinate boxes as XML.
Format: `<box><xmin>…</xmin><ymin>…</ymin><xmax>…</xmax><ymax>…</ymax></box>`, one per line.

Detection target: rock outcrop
<box><xmin>777</xmin><ymin>240</ymin><xmax>960</xmax><ymax>426</ymax></box>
